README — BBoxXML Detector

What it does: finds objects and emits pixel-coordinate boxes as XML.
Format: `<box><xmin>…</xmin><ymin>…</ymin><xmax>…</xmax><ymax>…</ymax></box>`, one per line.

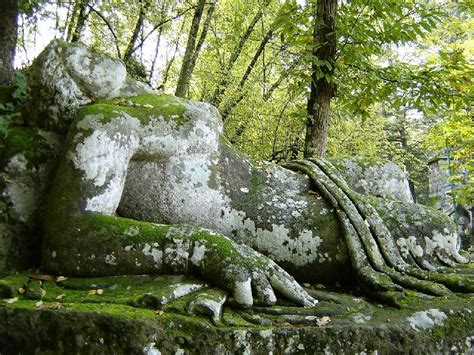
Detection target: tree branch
<box><xmin>87</xmin><ymin>4</ymin><xmax>122</xmax><ymax>58</ymax></box>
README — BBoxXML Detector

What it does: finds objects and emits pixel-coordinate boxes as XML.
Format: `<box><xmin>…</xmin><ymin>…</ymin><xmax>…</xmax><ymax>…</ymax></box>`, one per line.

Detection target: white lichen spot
<box><xmin>104</xmin><ymin>254</ymin><xmax>118</xmax><ymax>265</ymax></box>
<box><xmin>143</xmin><ymin>342</ymin><xmax>161</xmax><ymax>355</ymax></box>
<box><xmin>254</xmin><ymin>225</ymin><xmax>321</xmax><ymax>266</ymax></box>
<box><xmin>124</xmin><ymin>226</ymin><xmax>140</xmax><ymax>237</ymax></box>
<box><xmin>352</xmin><ymin>313</ymin><xmax>371</xmax><ymax>324</ymax></box>
<box><xmin>466</xmin><ymin>336</ymin><xmax>474</xmax><ymax>350</ymax></box>
<box><xmin>233</xmin><ymin>330</ymin><xmax>251</xmax><ymax>355</ymax></box>
<box><xmin>190</xmin><ymin>243</ymin><xmax>207</xmax><ymax>265</ymax></box>
<box><xmin>284</xmin><ymin>335</ymin><xmax>301</xmax><ymax>354</ymax></box>
<box><xmin>291</xmin><ymin>210</ymin><xmax>302</xmax><ymax>218</ymax></box>
<box><xmin>407</xmin><ymin>309</ymin><xmax>447</xmax><ymax>331</ymax></box>
<box><xmin>396</xmin><ymin>236</ymin><xmax>424</xmax><ymax>258</ymax></box>
<box><xmin>142</xmin><ymin>243</ymin><xmax>163</xmax><ymax>266</ymax></box>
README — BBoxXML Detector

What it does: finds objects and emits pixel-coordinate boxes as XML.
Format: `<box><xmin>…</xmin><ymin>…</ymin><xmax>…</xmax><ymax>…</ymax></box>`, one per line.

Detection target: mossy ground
<box><xmin>0</xmin><ymin>272</ymin><xmax>472</xmax><ymax>354</ymax></box>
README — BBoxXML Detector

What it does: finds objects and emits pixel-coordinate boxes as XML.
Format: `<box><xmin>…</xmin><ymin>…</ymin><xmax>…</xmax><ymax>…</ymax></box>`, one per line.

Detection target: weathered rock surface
<box><xmin>0</xmin><ymin>127</ymin><xmax>62</xmax><ymax>271</ymax></box>
<box><xmin>330</xmin><ymin>157</ymin><xmax>414</xmax><ymax>202</ymax></box>
<box><xmin>26</xmin><ymin>39</ymin><xmax>154</xmax><ymax>133</ymax></box>
<box><xmin>0</xmin><ymin>274</ymin><xmax>473</xmax><ymax>354</ymax></box>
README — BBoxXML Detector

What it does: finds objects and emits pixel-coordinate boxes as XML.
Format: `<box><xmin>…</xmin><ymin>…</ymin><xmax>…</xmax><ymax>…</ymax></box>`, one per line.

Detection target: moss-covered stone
<box><xmin>78</xmin><ymin>94</ymin><xmax>187</xmax><ymax>126</ymax></box>
<box><xmin>0</xmin><ymin>127</ymin><xmax>62</xmax><ymax>273</ymax></box>
<box><xmin>0</xmin><ymin>273</ymin><xmax>473</xmax><ymax>354</ymax></box>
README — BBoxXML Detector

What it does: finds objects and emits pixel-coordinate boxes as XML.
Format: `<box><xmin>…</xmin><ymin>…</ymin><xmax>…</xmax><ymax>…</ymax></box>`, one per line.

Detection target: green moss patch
<box><xmin>0</xmin><ymin>273</ymin><xmax>473</xmax><ymax>353</ymax></box>
<box><xmin>0</xmin><ymin>127</ymin><xmax>61</xmax><ymax>168</ymax></box>
<box><xmin>77</xmin><ymin>94</ymin><xmax>187</xmax><ymax>126</ymax></box>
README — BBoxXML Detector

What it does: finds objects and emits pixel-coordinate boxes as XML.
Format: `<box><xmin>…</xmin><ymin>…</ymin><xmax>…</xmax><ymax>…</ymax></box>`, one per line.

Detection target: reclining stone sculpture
<box><xmin>27</xmin><ymin>40</ymin><xmax>472</xmax><ymax>308</ymax></box>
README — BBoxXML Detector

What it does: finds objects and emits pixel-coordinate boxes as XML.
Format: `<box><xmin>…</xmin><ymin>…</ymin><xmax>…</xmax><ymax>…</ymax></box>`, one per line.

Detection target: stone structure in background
<box><xmin>428</xmin><ymin>154</ymin><xmax>473</xmax><ymax>251</ymax></box>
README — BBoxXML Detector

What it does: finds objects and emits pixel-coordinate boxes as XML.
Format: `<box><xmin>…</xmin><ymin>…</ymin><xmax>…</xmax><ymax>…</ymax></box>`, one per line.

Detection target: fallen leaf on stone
<box><xmin>88</xmin><ymin>289</ymin><xmax>104</xmax><ymax>295</ymax></box>
<box><xmin>155</xmin><ymin>310</ymin><xmax>164</xmax><ymax>316</ymax></box>
<box><xmin>143</xmin><ymin>104</ymin><xmax>153</xmax><ymax>108</ymax></box>
<box><xmin>308</xmin><ymin>190</ymin><xmax>320</xmax><ymax>197</ymax></box>
<box><xmin>18</xmin><ymin>287</ymin><xmax>26</xmax><ymax>294</ymax></box>
<box><xmin>364</xmin><ymin>219</ymin><xmax>371</xmax><ymax>227</ymax></box>
<box><xmin>314</xmin><ymin>284</ymin><xmax>326</xmax><ymax>289</ymax></box>
<box><xmin>316</xmin><ymin>316</ymin><xmax>331</xmax><ymax>327</ymax></box>
<box><xmin>56</xmin><ymin>294</ymin><xmax>65</xmax><ymax>301</ymax></box>
<box><xmin>4</xmin><ymin>297</ymin><xmax>18</xmax><ymax>304</ymax></box>
<box><xmin>303</xmin><ymin>283</ymin><xmax>311</xmax><ymax>288</ymax></box>
<box><xmin>40</xmin><ymin>288</ymin><xmax>47</xmax><ymax>299</ymax></box>
<box><xmin>56</xmin><ymin>276</ymin><xmax>68</xmax><ymax>282</ymax></box>
<box><xmin>37</xmin><ymin>303</ymin><xmax>63</xmax><ymax>310</ymax></box>
<box><xmin>35</xmin><ymin>301</ymin><xmax>43</xmax><ymax>308</ymax></box>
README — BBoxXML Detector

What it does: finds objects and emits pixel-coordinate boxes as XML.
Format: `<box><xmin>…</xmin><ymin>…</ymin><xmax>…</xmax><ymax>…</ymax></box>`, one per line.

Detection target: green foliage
<box><xmin>420</xmin><ymin>1</ymin><xmax>474</xmax><ymax>206</ymax></box>
<box><xmin>424</xmin><ymin>113</ymin><xmax>473</xmax><ymax>206</ymax></box>
<box><xmin>0</xmin><ymin>72</ymin><xmax>27</xmax><ymax>137</ymax></box>
<box><xmin>125</xmin><ymin>57</ymin><xmax>149</xmax><ymax>82</ymax></box>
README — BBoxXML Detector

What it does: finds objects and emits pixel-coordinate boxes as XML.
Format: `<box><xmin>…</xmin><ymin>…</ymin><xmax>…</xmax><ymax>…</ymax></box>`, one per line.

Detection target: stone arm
<box><xmin>41</xmin><ymin>112</ymin><xmax>316</xmax><ymax>307</ymax></box>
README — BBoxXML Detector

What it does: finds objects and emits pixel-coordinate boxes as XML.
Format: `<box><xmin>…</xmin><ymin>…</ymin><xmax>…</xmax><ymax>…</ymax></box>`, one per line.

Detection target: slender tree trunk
<box><xmin>0</xmin><ymin>0</ymin><xmax>19</xmax><ymax>85</ymax></box>
<box><xmin>209</xmin><ymin>1</ymin><xmax>271</xmax><ymax>106</ymax></box>
<box><xmin>162</xmin><ymin>18</ymin><xmax>187</xmax><ymax>88</ymax></box>
<box><xmin>175</xmin><ymin>0</ymin><xmax>207</xmax><ymax>98</ymax></box>
<box><xmin>123</xmin><ymin>0</ymin><xmax>150</xmax><ymax>63</ymax></box>
<box><xmin>263</xmin><ymin>59</ymin><xmax>299</xmax><ymax>101</ymax></box>
<box><xmin>188</xmin><ymin>2</ymin><xmax>216</xmax><ymax>76</ymax></box>
<box><xmin>71</xmin><ymin>0</ymin><xmax>91</xmax><ymax>43</ymax></box>
<box><xmin>66</xmin><ymin>2</ymin><xmax>80</xmax><ymax>41</ymax></box>
<box><xmin>148</xmin><ymin>27</ymin><xmax>163</xmax><ymax>85</ymax></box>
<box><xmin>221</xmin><ymin>28</ymin><xmax>274</xmax><ymax>120</ymax></box>
<box><xmin>304</xmin><ymin>0</ymin><xmax>337</xmax><ymax>158</ymax></box>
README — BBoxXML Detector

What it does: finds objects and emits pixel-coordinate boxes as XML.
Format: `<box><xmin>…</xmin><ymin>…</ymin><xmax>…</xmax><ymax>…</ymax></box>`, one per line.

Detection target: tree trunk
<box><xmin>175</xmin><ymin>0</ymin><xmax>207</xmax><ymax>98</ymax></box>
<box><xmin>123</xmin><ymin>0</ymin><xmax>150</xmax><ymax>63</ymax></box>
<box><xmin>209</xmin><ymin>1</ymin><xmax>271</xmax><ymax>106</ymax></box>
<box><xmin>148</xmin><ymin>27</ymin><xmax>163</xmax><ymax>85</ymax></box>
<box><xmin>70</xmin><ymin>0</ymin><xmax>91</xmax><ymax>43</ymax></box>
<box><xmin>0</xmin><ymin>0</ymin><xmax>19</xmax><ymax>85</ymax></box>
<box><xmin>162</xmin><ymin>18</ymin><xmax>187</xmax><ymax>88</ymax></box>
<box><xmin>221</xmin><ymin>28</ymin><xmax>274</xmax><ymax>120</ymax></box>
<box><xmin>188</xmin><ymin>2</ymin><xmax>216</xmax><ymax>76</ymax></box>
<box><xmin>304</xmin><ymin>0</ymin><xmax>337</xmax><ymax>158</ymax></box>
